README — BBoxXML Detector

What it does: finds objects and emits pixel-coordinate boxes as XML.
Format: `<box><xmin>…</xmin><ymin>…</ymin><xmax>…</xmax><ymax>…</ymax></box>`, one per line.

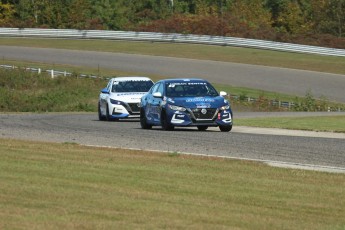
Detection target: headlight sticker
<box><xmin>168</xmin><ymin>104</ymin><xmax>186</xmax><ymax>111</ymax></box>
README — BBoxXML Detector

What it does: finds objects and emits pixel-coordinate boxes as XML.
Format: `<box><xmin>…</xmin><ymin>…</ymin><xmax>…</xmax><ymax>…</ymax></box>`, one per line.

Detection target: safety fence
<box><xmin>1</xmin><ymin>28</ymin><xmax>345</xmax><ymax>57</ymax></box>
<box><xmin>0</xmin><ymin>64</ymin><xmax>98</xmax><ymax>79</ymax></box>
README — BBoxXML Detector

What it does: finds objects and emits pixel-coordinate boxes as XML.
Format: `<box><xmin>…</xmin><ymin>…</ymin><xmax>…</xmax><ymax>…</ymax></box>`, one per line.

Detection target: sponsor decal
<box><xmin>222</xmin><ymin>118</ymin><xmax>232</xmax><ymax>123</ymax></box>
<box><xmin>114</xmin><ymin>80</ymin><xmax>150</xmax><ymax>84</ymax></box>
<box><xmin>186</xmin><ymin>98</ymin><xmax>215</xmax><ymax>103</ymax></box>
<box><xmin>116</xmin><ymin>93</ymin><xmax>145</xmax><ymax>96</ymax></box>
<box><xmin>196</xmin><ymin>103</ymin><xmax>211</xmax><ymax>108</ymax></box>
<box><xmin>168</xmin><ymin>82</ymin><xmax>207</xmax><ymax>87</ymax></box>
<box><xmin>187</xmin><ymin>82</ymin><xmax>207</xmax><ymax>85</ymax></box>
<box><xmin>171</xmin><ymin>114</ymin><xmax>186</xmax><ymax>124</ymax></box>
<box><xmin>167</xmin><ymin>98</ymin><xmax>175</xmax><ymax>103</ymax></box>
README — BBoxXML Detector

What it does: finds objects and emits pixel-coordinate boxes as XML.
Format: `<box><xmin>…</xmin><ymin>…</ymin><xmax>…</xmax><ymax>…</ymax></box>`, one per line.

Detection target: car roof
<box><xmin>160</xmin><ymin>78</ymin><xmax>209</xmax><ymax>83</ymax></box>
<box><xmin>111</xmin><ymin>76</ymin><xmax>152</xmax><ymax>82</ymax></box>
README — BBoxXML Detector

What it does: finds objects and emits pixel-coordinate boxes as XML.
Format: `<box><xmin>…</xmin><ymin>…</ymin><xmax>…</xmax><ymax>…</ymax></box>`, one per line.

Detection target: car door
<box><xmin>146</xmin><ymin>82</ymin><xmax>163</xmax><ymax>124</ymax></box>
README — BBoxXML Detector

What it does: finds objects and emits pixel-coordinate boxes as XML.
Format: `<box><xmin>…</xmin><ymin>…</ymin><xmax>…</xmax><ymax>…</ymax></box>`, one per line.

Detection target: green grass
<box><xmin>0</xmin><ymin>69</ymin><xmax>105</xmax><ymax>112</ymax></box>
<box><xmin>2</xmin><ymin>63</ymin><xmax>344</xmax><ymax>114</ymax></box>
<box><xmin>1</xmin><ymin>138</ymin><xmax>345</xmax><ymax>229</ymax></box>
<box><xmin>1</xmin><ymin>37</ymin><xmax>345</xmax><ymax>75</ymax></box>
<box><xmin>214</xmin><ymin>83</ymin><xmax>296</xmax><ymax>102</ymax></box>
<box><xmin>236</xmin><ymin>116</ymin><xmax>345</xmax><ymax>133</ymax></box>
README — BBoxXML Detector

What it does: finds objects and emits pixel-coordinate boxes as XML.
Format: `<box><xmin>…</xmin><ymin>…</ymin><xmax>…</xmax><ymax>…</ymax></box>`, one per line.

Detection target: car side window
<box><xmin>106</xmin><ymin>80</ymin><xmax>112</xmax><ymax>91</ymax></box>
<box><xmin>151</xmin><ymin>83</ymin><xmax>161</xmax><ymax>94</ymax></box>
<box><xmin>157</xmin><ymin>83</ymin><xmax>164</xmax><ymax>95</ymax></box>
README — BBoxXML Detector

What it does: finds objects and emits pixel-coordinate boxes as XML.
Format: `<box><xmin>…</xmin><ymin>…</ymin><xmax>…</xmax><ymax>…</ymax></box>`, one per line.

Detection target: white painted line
<box><xmin>266</xmin><ymin>162</ymin><xmax>345</xmax><ymax>174</ymax></box>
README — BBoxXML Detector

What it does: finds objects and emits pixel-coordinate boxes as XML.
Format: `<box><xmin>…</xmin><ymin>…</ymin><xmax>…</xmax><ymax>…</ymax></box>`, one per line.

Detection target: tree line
<box><xmin>1</xmin><ymin>0</ymin><xmax>344</xmax><ymax>48</ymax></box>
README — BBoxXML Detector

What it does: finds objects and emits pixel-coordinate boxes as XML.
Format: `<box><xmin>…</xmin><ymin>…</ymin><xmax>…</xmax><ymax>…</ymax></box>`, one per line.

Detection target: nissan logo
<box><xmin>201</xmin><ymin>109</ymin><xmax>207</xmax><ymax>114</ymax></box>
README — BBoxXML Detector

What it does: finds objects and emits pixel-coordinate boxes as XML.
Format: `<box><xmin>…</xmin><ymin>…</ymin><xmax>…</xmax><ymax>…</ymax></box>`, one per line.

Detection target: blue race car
<box><xmin>140</xmin><ymin>78</ymin><xmax>233</xmax><ymax>132</ymax></box>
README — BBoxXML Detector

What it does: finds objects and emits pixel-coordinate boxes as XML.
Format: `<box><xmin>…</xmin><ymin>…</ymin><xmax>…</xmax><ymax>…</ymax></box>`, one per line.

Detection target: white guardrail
<box><xmin>1</xmin><ymin>27</ymin><xmax>345</xmax><ymax>57</ymax></box>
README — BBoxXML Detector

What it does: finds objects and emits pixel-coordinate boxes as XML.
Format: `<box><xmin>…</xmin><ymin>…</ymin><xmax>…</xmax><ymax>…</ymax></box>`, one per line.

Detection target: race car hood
<box><xmin>167</xmin><ymin>96</ymin><xmax>228</xmax><ymax>109</ymax></box>
<box><xmin>112</xmin><ymin>92</ymin><xmax>146</xmax><ymax>103</ymax></box>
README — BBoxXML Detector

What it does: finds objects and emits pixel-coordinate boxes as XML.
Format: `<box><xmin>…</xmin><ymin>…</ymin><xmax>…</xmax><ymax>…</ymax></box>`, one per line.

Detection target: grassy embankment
<box><xmin>0</xmin><ymin>67</ymin><xmax>316</xmax><ymax>112</ymax></box>
<box><xmin>1</xmin><ymin>139</ymin><xmax>345</xmax><ymax>230</ymax></box>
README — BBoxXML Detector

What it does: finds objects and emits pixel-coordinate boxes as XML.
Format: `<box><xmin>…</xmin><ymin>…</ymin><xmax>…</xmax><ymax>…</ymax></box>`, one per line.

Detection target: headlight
<box><xmin>110</xmin><ymin>99</ymin><xmax>121</xmax><ymax>105</ymax></box>
<box><xmin>220</xmin><ymin>105</ymin><xmax>230</xmax><ymax>110</ymax></box>
<box><xmin>168</xmin><ymin>104</ymin><xmax>186</xmax><ymax>111</ymax></box>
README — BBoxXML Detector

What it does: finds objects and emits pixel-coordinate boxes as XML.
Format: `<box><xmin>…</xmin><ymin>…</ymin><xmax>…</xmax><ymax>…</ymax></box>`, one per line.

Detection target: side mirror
<box><xmin>101</xmin><ymin>88</ymin><xmax>109</xmax><ymax>94</ymax></box>
<box><xmin>153</xmin><ymin>92</ymin><xmax>163</xmax><ymax>98</ymax></box>
<box><xmin>220</xmin><ymin>91</ymin><xmax>228</xmax><ymax>97</ymax></box>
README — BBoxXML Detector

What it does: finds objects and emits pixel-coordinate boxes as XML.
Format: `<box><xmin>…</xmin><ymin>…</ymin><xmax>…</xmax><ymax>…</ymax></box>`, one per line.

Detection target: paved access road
<box><xmin>1</xmin><ymin>45</ymin><xmax>345</xmax><ymax>103</ymax></box>
<box><xmin>1</xmin><ymin>113</ymin><xmax>344</xmax><ymax>173</ymax></box>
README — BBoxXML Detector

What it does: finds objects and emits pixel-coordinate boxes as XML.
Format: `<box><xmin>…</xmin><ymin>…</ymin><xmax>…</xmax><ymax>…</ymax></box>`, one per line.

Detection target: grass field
<box><xmin>1</xmin><ymin>139</ymin><xmax>345</xmax><ymax>230</ymax></box>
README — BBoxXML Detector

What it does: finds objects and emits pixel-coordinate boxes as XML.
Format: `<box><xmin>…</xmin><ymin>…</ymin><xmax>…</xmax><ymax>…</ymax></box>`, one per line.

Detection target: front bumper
<box><xmin>109</xmin><ymin>103</ymin><xmax>140</xmax><ymax>119</ymax></box>
<box><xmin>168</xmin><ymin>108</ymin><xmax>232</xmax><ymax>127</ymax></box>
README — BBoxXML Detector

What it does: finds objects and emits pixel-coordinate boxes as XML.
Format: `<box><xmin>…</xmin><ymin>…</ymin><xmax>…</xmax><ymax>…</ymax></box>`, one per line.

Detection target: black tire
<box><xmin>105</xmin><ymin>104</ymin><xmax>113</xmax><ymax>121</ymax></box>
<box><xmin>140</xmin><ymin>108</ymin><xmax>152</xmax><ymax>129</ymax></box>
<box><xmin>98</xmin><ymin>102</ymin><xmax>106</xmax><ymax>121</ymax></box>
<box><xmin>197</xmin><ymin>126</ymin><xmax>208</xmax><ymax>131</ymax></box>
<box><xmin>161</xmin><ymin>111</ymin><xmax>174</xmax><ymax>131</ymax></box>
<box><xmin>219</xmin><ymin>125</ymin><xmax>232</xmax><ymax>132</ymax></box>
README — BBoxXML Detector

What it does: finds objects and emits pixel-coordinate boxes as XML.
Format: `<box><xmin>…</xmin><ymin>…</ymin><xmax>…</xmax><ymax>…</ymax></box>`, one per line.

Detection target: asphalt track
<box><xmin>1</xmin><ymin>113</ymin><xmax>345</xmax><ymax>173</ymax></box>
<box><xmin>1</xmin><ymin>45</ymin><xmax>345</xmax><ymax>103</ymax></box>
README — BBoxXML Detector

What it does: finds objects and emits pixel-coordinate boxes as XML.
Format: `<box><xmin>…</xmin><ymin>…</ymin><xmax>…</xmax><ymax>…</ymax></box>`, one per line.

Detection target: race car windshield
<box><xmin>166</xmin><ymin>82</ymin><xmax>219</xmax><ymax>97</ymax></box>
<box><xmin>112</xmin><ymin>80</ymin><xmax>154</xmax><ymax>93</ymax></box>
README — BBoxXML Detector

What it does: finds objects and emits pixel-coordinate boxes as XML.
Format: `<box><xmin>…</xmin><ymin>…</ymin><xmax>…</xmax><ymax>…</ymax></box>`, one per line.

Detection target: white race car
<box><xmin>98</xmin><ymin>77</ymin><xmax>154</xmax><ymax>121</ymax></box>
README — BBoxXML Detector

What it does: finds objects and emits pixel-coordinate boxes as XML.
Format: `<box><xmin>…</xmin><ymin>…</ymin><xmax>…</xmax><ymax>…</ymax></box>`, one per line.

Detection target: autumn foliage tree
<box><xmin>0</xmin><ymin>2</ymin><xmax>15</xmax><ymax>26</ymax></box>
<box><xmin>0</xmin><ymin>0</ymin><xmax>344</xmax><ymax>48</ymax></box>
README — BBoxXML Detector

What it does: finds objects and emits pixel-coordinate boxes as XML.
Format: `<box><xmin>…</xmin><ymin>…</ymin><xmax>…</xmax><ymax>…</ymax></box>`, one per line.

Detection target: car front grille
<box><xmin>191</xmin><ymin>108</ymin><xmax>217</xmax><ymax>120</ymax></box>
<box><xmin>128</xmin><ymin>103</ymin><xmax>140</xmax><ymax>113</ymax></box>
